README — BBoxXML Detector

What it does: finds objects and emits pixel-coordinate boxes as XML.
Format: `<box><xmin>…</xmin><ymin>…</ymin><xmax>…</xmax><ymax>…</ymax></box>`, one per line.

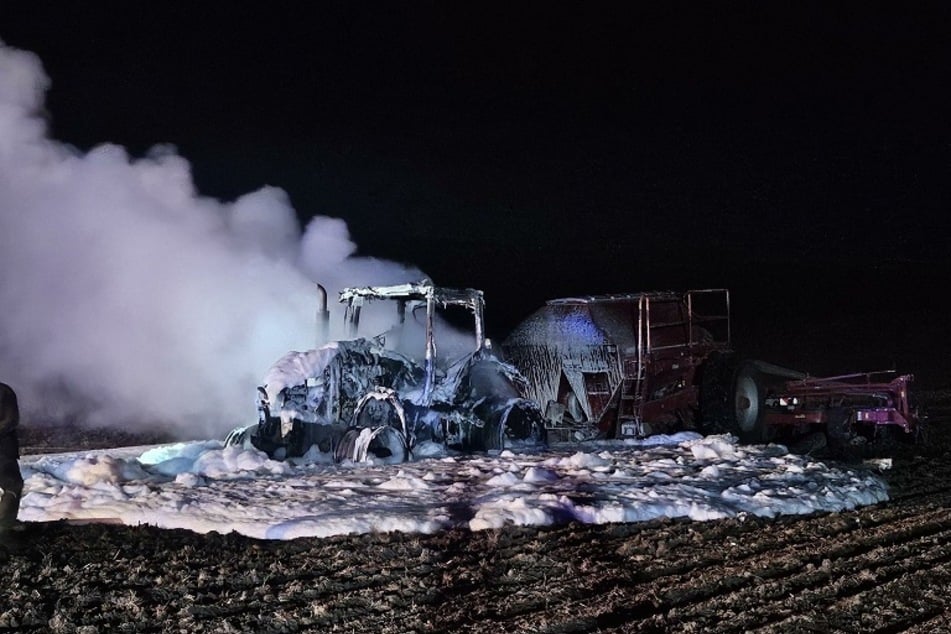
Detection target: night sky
<box><xmin>3</xmin><ymin>3</ymin><xmax>949</xmax><ymax>385</ymax></box>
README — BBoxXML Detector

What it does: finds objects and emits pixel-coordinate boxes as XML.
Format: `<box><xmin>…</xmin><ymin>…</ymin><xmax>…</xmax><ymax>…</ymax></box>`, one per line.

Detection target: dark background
<box><xmin>2</xmin><ymin>2</ymin><xmax>949</xmax><ymax>386</ymax></box>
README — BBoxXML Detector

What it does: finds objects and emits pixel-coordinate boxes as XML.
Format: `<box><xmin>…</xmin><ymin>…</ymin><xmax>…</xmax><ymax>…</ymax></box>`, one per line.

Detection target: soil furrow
<box><xmin>707</xmin><ymin>533</ymin><xmax>951</xmax><ymax>632</ymax></box>
<box><xmin>578</xmin><ymin>507</ymin><xmax>951</xmax><ymax>623</ymax></box>
<box><xmin>5</xmin><ymin>405</ymin><xmax>951</xmax><ymax>633</ymax></box>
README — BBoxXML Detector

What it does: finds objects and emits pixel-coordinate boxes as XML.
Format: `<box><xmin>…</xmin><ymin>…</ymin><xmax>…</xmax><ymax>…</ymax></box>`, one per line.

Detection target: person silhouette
<box><xmin>0</xmin><ymin>382</ymin><xmax>23</xmax><ymax>534</ymax></box>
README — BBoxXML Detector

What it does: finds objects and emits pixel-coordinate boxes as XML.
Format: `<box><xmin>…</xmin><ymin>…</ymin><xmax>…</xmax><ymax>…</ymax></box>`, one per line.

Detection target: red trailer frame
<box><xmin>762</xmin><ymin>371</ymin><xmax>917</xmax><ymax>435</ymax></box>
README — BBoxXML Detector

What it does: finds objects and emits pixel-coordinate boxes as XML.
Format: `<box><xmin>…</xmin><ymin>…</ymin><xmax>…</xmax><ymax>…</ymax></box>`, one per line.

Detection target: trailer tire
<box><xmin>699</xmin><ymin>353</ymin><xmax>737</xmax><ymax>435</ymax></box>
<box><xmin>731</xmin><ymin>362</ymin><xmax>771</xmax><ymax>444</ymax></box>
<box><xmin>825</xmin><ymin>407</ymin><xmax>858</xmax><ymax>457</ymax></box>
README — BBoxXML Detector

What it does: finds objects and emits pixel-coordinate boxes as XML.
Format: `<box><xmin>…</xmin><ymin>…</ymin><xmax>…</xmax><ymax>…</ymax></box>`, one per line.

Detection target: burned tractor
<box><xmin>501</xmin><ymin>289</ymin><xmax>919</xmax><ymax>451</ymax></box>
<box><xmin>227</xmin><ymin>281</ymin><xmax>546</xmax><ymax>462</ymax></box>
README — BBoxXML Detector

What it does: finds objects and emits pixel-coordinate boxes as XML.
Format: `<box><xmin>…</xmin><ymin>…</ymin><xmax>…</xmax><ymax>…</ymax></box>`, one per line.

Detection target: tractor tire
<box><xmin>334</xmin><ymin>425</ymin><xmax>408</xmax><ymax>464</ymax></box>
<box><xmin>472</xmin><ymin>398</ymin><xmax>547</xmax><ymax>452</ymax></box>
<box><xmin>334</xmin><ymin>388</ymin><xmax>410</xmax><ymax>464</ymax></box>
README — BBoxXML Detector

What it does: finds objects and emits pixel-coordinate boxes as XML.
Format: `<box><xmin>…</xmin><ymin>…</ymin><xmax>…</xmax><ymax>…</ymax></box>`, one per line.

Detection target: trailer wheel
<box><xmin>825</xmin><ymin>407</ymin><xmax>858</xmax><ymax>457</ymax></box>
<box><xmin>699</xmin><ymin>353</ymin><xmax>737</xmax><ymax>434</ymax></box>
<box><xmin>730</xmin><ymin>362</ymin><xmax>772</xmax><ymax>444</ymax></box>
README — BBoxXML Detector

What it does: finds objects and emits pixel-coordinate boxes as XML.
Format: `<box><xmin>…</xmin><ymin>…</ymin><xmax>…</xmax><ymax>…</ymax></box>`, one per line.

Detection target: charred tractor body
<box><xmin>227</xmin><ymin>281</ymin><xmax>545</xmax><ymax>462</ymax></box>
<box><xmin>502</xmin><ymin>289</ymin><xmax>918</xmax><ymax>451</ymax></box>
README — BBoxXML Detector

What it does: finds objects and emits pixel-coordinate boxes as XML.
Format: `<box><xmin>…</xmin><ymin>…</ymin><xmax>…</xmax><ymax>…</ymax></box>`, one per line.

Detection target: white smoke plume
<box><xmin>0</xmin><ymin>42</ymin><xmax>421</xmax><ymax>437</ymax></box>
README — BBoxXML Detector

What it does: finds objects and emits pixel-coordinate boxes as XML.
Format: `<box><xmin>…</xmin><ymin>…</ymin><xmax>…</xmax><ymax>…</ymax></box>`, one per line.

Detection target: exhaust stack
<box><xmin>316</xmin><ymin>283</ymin><xmax>330</xmax><ymax>345</ymax></box>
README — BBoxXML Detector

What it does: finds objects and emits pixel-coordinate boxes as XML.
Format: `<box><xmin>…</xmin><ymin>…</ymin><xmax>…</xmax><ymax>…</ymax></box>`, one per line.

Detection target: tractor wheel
<box><xmin>224</xmin><ymin>424</ymin><xmax>253</xmax><ymax>449</ymax></box>
<box><xmin>473</xmin><ymin>399</ymin><xmax>547</xmax><ymax>452</ymax></box>
<box><xmin>334</xmin><ymin>388</ymin><xmax>410</xmax><ymax>464</ymax></box>
<box><xmin>334</xmin><ymin>425</ymin><xmax>408</xmax><ymax>464</ymax></box>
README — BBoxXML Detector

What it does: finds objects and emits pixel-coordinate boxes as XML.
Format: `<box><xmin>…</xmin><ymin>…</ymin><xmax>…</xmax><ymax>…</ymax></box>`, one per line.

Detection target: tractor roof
<box><xmin>339</xmin><ymin>279</ymin><xmax>484</xmax><ymax>310</ymax></box>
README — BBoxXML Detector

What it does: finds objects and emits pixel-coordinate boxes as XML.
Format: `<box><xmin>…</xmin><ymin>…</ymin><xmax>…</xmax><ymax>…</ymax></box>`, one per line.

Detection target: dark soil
<box><xmin>3</xmin><ymin>392</ymin><xmax>950</xmax><ymax>633</ymax></box>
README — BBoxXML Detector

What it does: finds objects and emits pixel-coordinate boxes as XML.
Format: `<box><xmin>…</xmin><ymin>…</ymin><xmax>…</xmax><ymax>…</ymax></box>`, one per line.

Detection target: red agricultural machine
<box><xmin>501</xmin><ymin>289</ymin><xmax>919</xmax><ymax>451</ymax></box>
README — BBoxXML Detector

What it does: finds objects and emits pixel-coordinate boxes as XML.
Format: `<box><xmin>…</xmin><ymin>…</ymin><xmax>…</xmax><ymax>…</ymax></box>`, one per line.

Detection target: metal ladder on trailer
<box><xmin>618</xmin><ymin>295</ymin><xmax>650</xmax><ymax>436</ymax></box>
<box><xmin>616</xmin><ymin>290</ymin><xmax>731</xmax><ymax>437</ymax></box>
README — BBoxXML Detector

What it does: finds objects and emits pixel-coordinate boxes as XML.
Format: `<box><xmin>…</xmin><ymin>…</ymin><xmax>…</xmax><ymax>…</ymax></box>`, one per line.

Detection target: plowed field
<box><xmin>3</xmin><ymin>393</ymin><xmax>949</xmax><ymax>633</ymax></box>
